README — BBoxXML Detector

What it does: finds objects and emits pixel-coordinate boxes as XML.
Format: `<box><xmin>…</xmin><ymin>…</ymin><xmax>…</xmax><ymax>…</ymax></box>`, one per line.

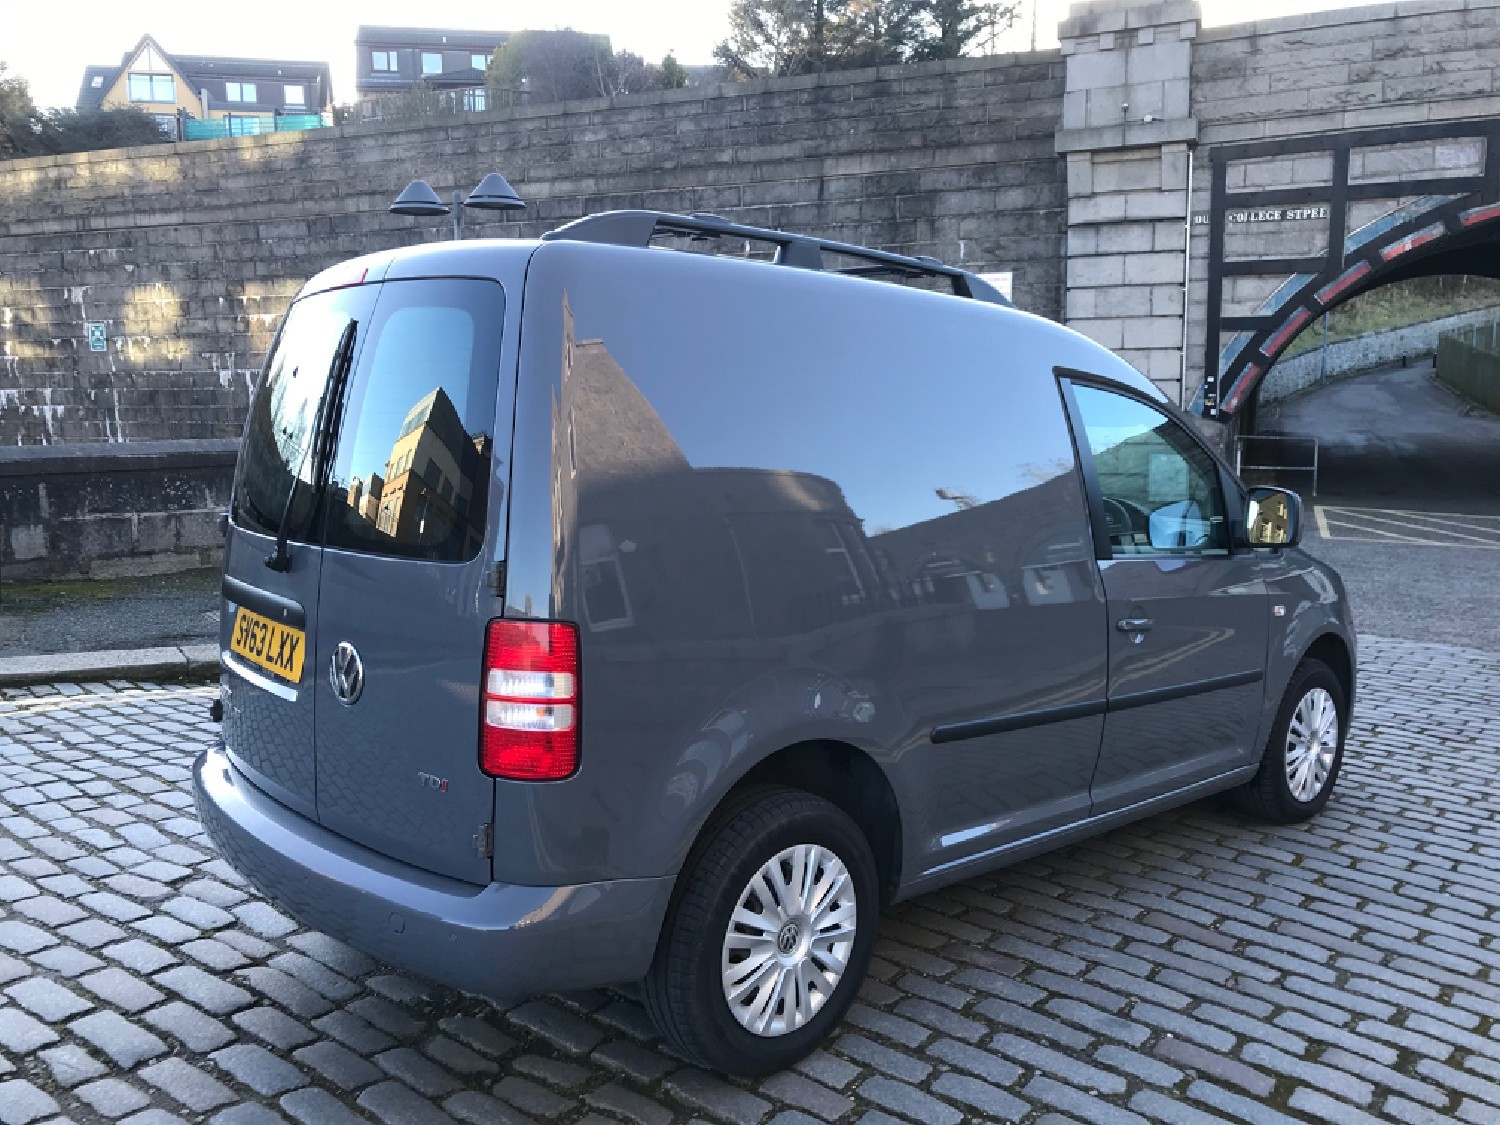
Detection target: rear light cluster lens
<box><xmin>481</xmin><ymin>620</ymin><xmax>580</xmax><ymax>780</ymax></box>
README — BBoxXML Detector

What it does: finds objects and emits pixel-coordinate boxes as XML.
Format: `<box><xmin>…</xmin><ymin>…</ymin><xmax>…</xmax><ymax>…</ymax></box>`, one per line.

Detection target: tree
<box><xmin>1</xmin><ymin>61</ymin><xmax>171</xmax><ymax>160</ymax></box>
<box><xmin>716</xmin><ymin>0</ymin><xmax>911</xmax><ymax>77</ymax></box>
<box><xmin>659</xmin><ymin>53</ymin><xmax>691</xmax><ymax>90</ymax></box>
<box><xmin>486</xmin><ymin>29</ymin><xmax>616</xmax><ymax>104</ymax></box>
<box><xmin>8</xmin><ymin>107</ymin><xmax>172</xmax><ymax>157</ymax></box>
<box><xmin>911</xmin><ymin>1</ymin><xmax>1021</xmax><ymax>60</ymax></box>
<box><xmin>0</xmin><ymin>60</ymin><xmax>37</xmax><ymax>158</ymax></box>
<box><xmin>713</xmin><ymin>0</ymin><xmax>1019</xmax><ymax>77</ymax></box>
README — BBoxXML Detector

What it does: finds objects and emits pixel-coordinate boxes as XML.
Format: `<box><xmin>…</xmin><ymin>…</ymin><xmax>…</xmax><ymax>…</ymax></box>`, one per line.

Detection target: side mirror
<box><xmin>1245</xmin><ymin>486</ymin><xmax>1302</xmax><ymax>548</ymax></box>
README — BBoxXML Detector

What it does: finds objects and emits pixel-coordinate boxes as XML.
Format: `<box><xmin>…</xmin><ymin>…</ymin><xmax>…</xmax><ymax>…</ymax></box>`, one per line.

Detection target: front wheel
<box><xmin>1232</xmin><ymin>658</ymin><xmax>1348</xmax><ymax>823</ymax></box>
<box><xmin>642</xmin><ymin>788</ymin><xmax>879</xmax><ymax>1076</ymax></box>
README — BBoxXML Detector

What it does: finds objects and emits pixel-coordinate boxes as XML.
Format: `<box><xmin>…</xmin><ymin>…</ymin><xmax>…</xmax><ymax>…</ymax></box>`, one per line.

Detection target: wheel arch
<box><xmin>1302</xmin><ymin>631</ymin><xmax>1355</xmax><ymax>708</ymax></box>
<box><xmin>682</xmin><ymin>739</ymin><xmax>904</xmax><ymax>907</ymax></box>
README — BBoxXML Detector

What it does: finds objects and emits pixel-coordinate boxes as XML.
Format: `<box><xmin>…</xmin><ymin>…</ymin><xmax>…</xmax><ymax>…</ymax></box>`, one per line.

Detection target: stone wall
<box><xmin>0</xmin><ymin>52</ymin><xmax>1068</xmax><ymax>448</ymax></box>
<box><xmin>0</xmin><ymin>442</ymin><xmax>235</xmax><ymax>580</ymax></box>
<box><xmin>1054</xmin><ymin>0</ymin><xmax>1500</xmax><ymax>410</ymax></box>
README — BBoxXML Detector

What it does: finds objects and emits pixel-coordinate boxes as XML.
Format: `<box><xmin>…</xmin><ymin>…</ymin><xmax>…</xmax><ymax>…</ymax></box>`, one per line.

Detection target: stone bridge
<box><xmin>1</xmin><ymin>0</ymin><xmax>1498</xmax><ymax>573</ymax></box>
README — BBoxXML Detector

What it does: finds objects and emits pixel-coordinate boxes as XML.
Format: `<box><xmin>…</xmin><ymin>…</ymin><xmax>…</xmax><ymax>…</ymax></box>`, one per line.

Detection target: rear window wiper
<box><xmin>265</xmin><ymin>319</ymin><xmax>358</xmax><ymax>571</ymax></box>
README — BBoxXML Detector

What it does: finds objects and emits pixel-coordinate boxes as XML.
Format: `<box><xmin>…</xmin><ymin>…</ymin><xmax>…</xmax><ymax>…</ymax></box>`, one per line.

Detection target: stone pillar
<box><xmin>1057</xmin><ymin>1</ymin><xmax>1201</xmax><ymax>404</ymax></box>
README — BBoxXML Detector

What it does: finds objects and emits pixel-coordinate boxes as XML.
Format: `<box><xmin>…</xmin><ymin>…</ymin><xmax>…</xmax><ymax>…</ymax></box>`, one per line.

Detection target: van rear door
<box><xmin>312</xmin><ymin>278</ymin><xmax>509</xmax><ymax>884</ymax></box>
<box><xmin>221</xmin><ymin>283</ymin><xmax>379</xmax><ymax>819</ymax></box>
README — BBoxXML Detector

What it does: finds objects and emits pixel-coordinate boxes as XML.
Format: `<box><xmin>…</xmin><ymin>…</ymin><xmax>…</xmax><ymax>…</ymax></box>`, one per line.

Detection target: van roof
<box><xmin>296</xmin><ymin>229</ymin><xmax>1164</xmax><ymax>406</ymax></box>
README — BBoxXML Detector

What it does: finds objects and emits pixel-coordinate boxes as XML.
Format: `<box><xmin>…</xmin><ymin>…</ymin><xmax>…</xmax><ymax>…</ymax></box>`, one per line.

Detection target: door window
<box><xmin>1071</xmin><ymin>384</ymin><xmax>1228</xmax><ymax>556</ymax></box>
<box><xmin>320</xmin><ymin>279</ymin><xmax>506</xmax><ymax>563</ymax></box>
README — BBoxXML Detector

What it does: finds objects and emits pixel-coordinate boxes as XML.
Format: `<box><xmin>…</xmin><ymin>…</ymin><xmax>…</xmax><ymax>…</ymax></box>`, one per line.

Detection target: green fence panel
<box><xmin>1436</xmin><ymin>334</ymin><xmax>1500</xmax><ymax>414</ymax></box>
<box><xmin>183</xmin><ymin>114</ymin><xmax>330</xmax><ymax>141</ymax></box>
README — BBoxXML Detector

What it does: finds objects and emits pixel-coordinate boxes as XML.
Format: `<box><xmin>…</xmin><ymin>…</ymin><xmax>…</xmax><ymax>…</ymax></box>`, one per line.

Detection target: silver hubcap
<box><xmin>721</xmin><ymin>844</ymin><xmax>857</xmax><ymax>1037</ymax></box>
<box><xmin>1286</xmin><ymin>687</ymin><xmax>1339</xmax><ymax>802</ymax></box>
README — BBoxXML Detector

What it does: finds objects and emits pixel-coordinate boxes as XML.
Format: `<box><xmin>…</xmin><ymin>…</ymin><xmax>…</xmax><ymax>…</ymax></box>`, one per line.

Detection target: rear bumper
<box><xmin>193</xmin><ymin>744</ymin><xmax>672</xmax><ymax>999</ymax></box>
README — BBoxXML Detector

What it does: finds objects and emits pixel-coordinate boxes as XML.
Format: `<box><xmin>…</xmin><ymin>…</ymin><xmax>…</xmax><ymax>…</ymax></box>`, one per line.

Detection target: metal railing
<box><xmin>335</xmin><ymin>86</ymin><xmax>529</xmax><ymax>126</ymax></box>
<box><xmin>1235</xmin><ymin>433</ymin><xmax>1319</xmax><ymax>496</ymax></box>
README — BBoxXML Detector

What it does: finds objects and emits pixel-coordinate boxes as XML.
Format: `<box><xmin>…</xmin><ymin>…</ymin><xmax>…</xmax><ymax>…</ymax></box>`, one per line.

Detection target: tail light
<box><xmin>481</xmin><ymin>620</ymin><xmax>580</xmax><ymax>780</ymax></box>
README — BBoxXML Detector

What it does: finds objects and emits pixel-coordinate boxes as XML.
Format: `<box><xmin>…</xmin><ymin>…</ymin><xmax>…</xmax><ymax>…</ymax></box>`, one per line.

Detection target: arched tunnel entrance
<box><xmin>1196</xmin><ymin>121</ymin><xmax>1500</xmax><ymax>650</ymax></box>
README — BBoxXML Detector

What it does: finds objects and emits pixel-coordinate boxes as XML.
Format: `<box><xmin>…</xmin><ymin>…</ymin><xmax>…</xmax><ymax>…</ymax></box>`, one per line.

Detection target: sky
<box><xmin>6</xmin><ymin>0</ymin><xmax>1392</xmax><ymax>110</ymax></box>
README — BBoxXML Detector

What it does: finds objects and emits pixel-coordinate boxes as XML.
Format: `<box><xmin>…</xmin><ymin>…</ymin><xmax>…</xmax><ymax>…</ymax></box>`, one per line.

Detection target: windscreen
<box><xmin>232</xmin><ymin>285</ymin><xmax>374</xmax><ymax>539</ymax></box>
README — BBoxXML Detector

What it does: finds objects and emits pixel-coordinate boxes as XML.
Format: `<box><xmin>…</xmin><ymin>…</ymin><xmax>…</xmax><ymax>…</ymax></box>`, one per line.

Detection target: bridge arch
<box><xmin>1197</xmin><ymin>119</ymin><xmax>1500</xmax><ymax>419</ymax></box>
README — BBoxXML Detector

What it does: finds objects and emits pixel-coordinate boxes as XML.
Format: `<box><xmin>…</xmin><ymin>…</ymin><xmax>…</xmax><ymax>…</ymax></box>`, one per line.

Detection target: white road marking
<box><xmin>1315</xmin><ymin>505</ymin><xmax>1500</xmax><ymax>548</ymax></box>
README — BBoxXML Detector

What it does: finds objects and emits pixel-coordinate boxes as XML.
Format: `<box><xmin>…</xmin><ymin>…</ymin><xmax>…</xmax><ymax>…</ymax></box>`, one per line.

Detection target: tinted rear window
<box><xmin>232</xmin><ymin>285</ymin><xmax>375</xmax><ymax>539</ymax></box>
<box><xmin>320</xmin><ymin>278</ymin><xmax>506</xmax><ymax>563</ymax></box>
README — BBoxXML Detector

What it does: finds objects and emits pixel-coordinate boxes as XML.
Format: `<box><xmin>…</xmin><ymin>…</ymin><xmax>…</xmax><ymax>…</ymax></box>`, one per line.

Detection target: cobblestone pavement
<box><xmin>0</xmin><ymin>635</ymin><xmax>1496</xmax><ymax>1125</ymax></box>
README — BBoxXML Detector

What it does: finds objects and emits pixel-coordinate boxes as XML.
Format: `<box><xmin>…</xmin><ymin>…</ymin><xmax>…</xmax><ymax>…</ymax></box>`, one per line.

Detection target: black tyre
<box><xmin>642</xmin><ymin>787</ymin><xmax>879</xmax><ymax>1076</ymax></box>
<box><xmin>1232</xmin><ymin>658</ymin><xmax>1347</xmax><ymax>823</ymax></box>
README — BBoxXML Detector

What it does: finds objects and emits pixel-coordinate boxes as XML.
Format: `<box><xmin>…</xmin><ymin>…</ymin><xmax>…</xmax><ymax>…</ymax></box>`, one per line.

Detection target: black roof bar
<box><xmin>539</xmin><ymin>210</ymin><xmax>1014</xmax><ymax>307</ymax></box>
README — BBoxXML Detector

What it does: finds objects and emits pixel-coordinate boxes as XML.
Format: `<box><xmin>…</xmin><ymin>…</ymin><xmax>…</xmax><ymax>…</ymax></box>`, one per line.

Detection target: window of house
<box><xmin>579</xmin><ymin>524</ymin><xmax>634</xmax><ymax>630</ymax></box>
<box><xmin>91</xmin><ymin>76</ymin><xmax>104</xmax><ymax>88</ymax></box>
<box><xmin>225</xmin><ymin>82</ymin><xmax>257</xmax><ymax>103</ymax></box>
<box><xmin>127</xmin><ymin>74</ymin><xmax>175</xmax><ymax>102</ymax></box>
<box><xmin>283</xmin><ymin>84</ymin><xmax>304</xmax><ymax>105</ymax></box>
<box><xmin>471</xmin><ymin>53</ymin><xmax>490</xmax><ymax>70</ymax></box>
<box><xmin>371</xmin><ymin>50</ymin><xmax>397</xmax><ymax>71</ymax></box>
<box><xmin>421</xmin><ymin>52</ymin><xmax>443</xmax><ymax>75</ymax></box>
<box><xmin>818</xmin><ymin>522</ymin><xmax>867</xmax><ymax>604</ymax></box>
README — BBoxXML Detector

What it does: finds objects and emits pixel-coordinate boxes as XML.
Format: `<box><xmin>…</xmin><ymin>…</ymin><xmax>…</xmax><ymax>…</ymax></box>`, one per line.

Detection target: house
<box><xmin>353</xmin><ymin>26</ymin><xmax>510</xmax><ymax>109</ymax></box>
<box><xmin>76</xmin><ymin>34</ymin><xmax>333</xmax><ymax>137</ymax></box>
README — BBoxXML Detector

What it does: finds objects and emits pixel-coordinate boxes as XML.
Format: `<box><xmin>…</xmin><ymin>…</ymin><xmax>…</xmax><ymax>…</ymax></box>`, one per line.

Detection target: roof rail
<box><xmin>539</xmin><ymin>210</ymin><xmax>1014</xmax><ymax>307</ymax></box>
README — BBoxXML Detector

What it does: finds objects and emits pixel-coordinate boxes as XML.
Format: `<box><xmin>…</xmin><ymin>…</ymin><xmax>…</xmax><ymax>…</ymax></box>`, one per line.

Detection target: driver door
<box><xmin>1062</xmin><ymin>377</ymin><xmax>1269</xmax><ymax>814</ymax></box>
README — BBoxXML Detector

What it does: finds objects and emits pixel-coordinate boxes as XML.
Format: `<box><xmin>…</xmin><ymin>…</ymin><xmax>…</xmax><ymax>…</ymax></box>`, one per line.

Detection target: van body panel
<box><xmin>219</xmin><ymin>529</ymin><xmax>322</xmax><ymax>821</ymax></box>
<box><xmin>195</xmin><ymin>744</ymin><xmax>671</xmax><ymax>998</ymax></box>
<box><xmin>196</xmin><ymin>224</ymin><xmax>1359</xmax><ymax>1017</ymax></box>
<box><xmin>220</xmin><ymin>281</ymin><xmax>382</xmax><ymax>818</ymax></box>
<box><xmin>1089</xmin><ymin>556</ymin><xmax>1269</xmax><ymax>811</ymax></box>
<box><xmin>310</xmin><ymin>275</ymin><xmax>515</xmax><ymax>885</ymax></box>
<box><xmin>496</xmin><ymin>240</ymin><xmax>1131</xmax><ymax>890</ymax></box>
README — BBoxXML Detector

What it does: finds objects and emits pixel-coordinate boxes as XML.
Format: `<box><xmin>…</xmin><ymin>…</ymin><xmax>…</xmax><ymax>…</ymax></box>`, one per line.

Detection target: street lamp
<box><xmin>390</xmin><ymin>173</ymin><xmax>526</xmax><ymax>241</ymax></box>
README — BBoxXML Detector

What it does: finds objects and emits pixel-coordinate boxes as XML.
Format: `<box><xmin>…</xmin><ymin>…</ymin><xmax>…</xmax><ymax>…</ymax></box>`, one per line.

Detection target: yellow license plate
<box><xmin>229</xmin><ymin>607</ymin><xmax>306</xmax><ymax>683</ymax></box>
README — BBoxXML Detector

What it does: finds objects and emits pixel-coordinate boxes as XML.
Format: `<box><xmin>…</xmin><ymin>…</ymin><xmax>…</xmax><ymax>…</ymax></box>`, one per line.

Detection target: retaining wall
<box><xmin>0</xmin><ymin>441</ymin><xmax>235</xmax><ymax>581</ymax></box>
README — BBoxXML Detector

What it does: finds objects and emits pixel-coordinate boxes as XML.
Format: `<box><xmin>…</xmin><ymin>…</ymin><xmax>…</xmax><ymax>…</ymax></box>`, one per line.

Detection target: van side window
<box><xmin>321</xmin><ymin>279</ymin><xmax>505</xmax><ymax>563</ymax></box>
<box><xmin>1071</xmin><ymin>384</ymin><xmax>1228</xmax><ymax>556</ymax></box>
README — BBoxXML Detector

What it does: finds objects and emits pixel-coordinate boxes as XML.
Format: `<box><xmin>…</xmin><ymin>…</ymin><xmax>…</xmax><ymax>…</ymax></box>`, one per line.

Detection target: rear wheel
<box><xmin>642</xmin><ymin>788</ymin><xmax>878</xmax><ymax>1076</ymax></box>
<box><xmin>1232</xmin><ymin>659</ymin><xmax>1347</xmax><ymax>823</ymax></box>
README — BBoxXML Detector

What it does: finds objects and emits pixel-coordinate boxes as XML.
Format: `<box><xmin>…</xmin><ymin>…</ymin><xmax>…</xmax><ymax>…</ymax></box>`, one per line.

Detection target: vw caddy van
<box><xmin>195</xmin><ymin>210</ymin><xmax>1355</xmax><ymax>1075</ymax></box>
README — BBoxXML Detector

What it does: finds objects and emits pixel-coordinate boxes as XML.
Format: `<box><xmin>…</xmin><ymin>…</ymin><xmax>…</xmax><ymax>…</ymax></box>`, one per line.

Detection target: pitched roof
<box><xmin>76</xmin><ymin>65</ymin><xmax>119</xmax><ymax>110</ymax></box>
<box><xmin>173</xmin><ymin>55</ymin><xmax>332</xmax><ymax>84</ymax></box>
<box><xmin>74</xmin><ymin>33</ymin><xmax>332</xmax><ymax>110</ymax></box>
<box><xmin>355</xmin><ymin>25</ymin><xmax>511</xmax><ymax>51</ymax></box>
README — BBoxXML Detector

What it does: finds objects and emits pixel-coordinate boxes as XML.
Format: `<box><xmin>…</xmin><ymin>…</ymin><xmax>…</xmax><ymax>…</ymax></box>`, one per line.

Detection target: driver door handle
<box><xmin>1116</xmin><ymin>617</ymin><xmax>1153</xmax><ymax>632</ymax></box>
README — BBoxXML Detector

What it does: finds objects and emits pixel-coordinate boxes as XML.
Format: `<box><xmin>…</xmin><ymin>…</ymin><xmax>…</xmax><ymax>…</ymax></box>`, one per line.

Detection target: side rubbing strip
<box><xmin>932</xmin><ymin>699</ymin><xmax>1107</xmax><ymax>744</ymax></box>
<box><xmin>930</xmin><ymin>670</ymin><xmax>1264</xmax><ymax>744</ymax></box>
<box><xmin>1106</xmin><ymin>669</ymin><xmax>1264</xmax><ymax>714</ymax></box>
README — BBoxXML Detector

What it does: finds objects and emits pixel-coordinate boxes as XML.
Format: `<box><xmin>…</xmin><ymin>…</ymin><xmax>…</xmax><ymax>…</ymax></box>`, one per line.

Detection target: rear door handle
<box><xmin>1116</xmin><ymin>617</ymin><xmax>1153</xmax><ymax>632</ymax></box>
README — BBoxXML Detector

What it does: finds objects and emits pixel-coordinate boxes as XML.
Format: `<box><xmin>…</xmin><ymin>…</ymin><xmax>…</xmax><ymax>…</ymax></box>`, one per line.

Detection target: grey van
<box><xmin>194</xmin><ymin>209</ymin><xmax>1356</xmax><ymax>1075</ymax></box>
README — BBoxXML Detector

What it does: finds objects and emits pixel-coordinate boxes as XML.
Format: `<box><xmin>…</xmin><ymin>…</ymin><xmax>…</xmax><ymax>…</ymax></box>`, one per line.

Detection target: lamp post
<box><xmin>389</xmin><ymin>173</ymin><xmax>526</xmax><ymax>239</ymax></box>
